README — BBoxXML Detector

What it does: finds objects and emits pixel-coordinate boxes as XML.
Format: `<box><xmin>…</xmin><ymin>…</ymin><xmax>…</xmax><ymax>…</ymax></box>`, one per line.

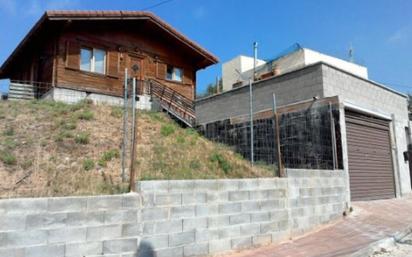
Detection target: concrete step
<box><xmin>8</xmin><ymin>90</ymin><xmax>35</xmax><ymax>97</ymax></box>
<box><xmin>7</xmin><ymin>91</ymin><xmax>35</xmax><ymax>100</ymax></box>
<box><xmin>9</xmin><ymin>83</ymin><xmax>36</xmax><ymax>99</ymax></box>
<box><xmin>10</xmin><ymin>83</ymin><xmax>33</xmax><ymax>90</ymax></box>
<box><xmin>8</xmin><ymin>95</ymin><xmax>35</xmax><ymax>100</ymax></box>
<box><xmin>9</xmin><ymin>91</ymin><xmax>35</xmax><ymax>97</ymax></box>
<box><xmin>9</xmin><ymin>87</ymin><xmax>35</xmax><ymax>93</ymax></box>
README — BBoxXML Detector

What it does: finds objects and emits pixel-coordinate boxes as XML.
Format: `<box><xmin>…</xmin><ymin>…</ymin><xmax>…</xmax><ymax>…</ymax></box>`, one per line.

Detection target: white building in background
<box><xmin>222</xmin><ymin>56</ymin><xmax>266</xmax><ymax>91</ymax></box>
<box><xmin>222</xmin><ymin>46</ymin><xmax>368</xmax><ymax>91</ymax></box>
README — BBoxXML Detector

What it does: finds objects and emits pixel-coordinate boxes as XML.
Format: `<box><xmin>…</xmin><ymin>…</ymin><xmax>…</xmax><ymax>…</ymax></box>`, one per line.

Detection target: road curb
<box><xmin>348</xmin><ymin>225</ymin><xmax>412</xmax><ymax>257</ymax></box>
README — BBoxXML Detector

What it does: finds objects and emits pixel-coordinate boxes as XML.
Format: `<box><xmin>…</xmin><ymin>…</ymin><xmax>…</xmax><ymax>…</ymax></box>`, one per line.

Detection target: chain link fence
<box><xmin>198</xmin><ymin>97</ymin><xmax>343</xmax><ymax>174</ymax></box>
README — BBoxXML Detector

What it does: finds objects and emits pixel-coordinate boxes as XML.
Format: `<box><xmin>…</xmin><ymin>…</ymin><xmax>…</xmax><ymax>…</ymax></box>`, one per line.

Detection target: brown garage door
<box><xmin>345</xmin><ymin>111</ymin><xmax>395</xmax><ymax>201</ymax></box>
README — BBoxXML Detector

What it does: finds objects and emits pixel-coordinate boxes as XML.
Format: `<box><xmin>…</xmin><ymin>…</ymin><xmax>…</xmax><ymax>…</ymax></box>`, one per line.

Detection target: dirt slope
<box><xmin>0</xmin><ymin>100</ymin><xmax>273</xmax><ymax>198</ymax></box>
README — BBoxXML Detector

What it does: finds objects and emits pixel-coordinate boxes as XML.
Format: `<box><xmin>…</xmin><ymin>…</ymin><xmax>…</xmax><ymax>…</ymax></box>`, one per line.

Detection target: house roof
<box><xmin>0</xmin><ymin>10</ymin><xmax>219</xmax><ymax>77</ymax></box>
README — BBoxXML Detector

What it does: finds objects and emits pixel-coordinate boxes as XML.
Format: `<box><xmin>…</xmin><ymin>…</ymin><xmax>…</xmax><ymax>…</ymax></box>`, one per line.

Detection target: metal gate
<box><xmin>345</xmin><ymin>110</ymin><xmax>396</xmax><ymax>201</ymax></box>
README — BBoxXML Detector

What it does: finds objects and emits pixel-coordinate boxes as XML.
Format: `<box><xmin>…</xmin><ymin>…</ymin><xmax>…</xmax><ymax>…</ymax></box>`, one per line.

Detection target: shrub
<box><xmin>189</xmin><ymin>160</ymin><xmax>201</xmax><ymax>170</ymax></box>
<box><xmin>160</xmin><ymin>124</ymin><xmax>175</xmax><ymax>136</ymax></box>
<box><xmin>83</xmin><ymin>159</ymin><xmax>95</xmax><ymax>171</ymax></box>
<box><xmin>75</xmin><ymin>132</ymin><xmax>90</xmax><ymax>144</ymax></box>
<box><xmin>98</xmin><ymin>149</ymin><xmax>120</xmax><ymax>167</ymax></box>
<box><xmin>0</xmin><ymin>150</ymin><xmax>17</xmax><ymax>166</ymax></box>
<box><xmin>55</xmin><ymin>130</ymin><xmax>74</xmax><ymax>142</ymax></box>
<box><xmin>185</xmin><ymin>128</ymin><xmax>199</xmax><ymax>136</ymax></box>
<box><xmin>21</xmin><ymin>159</ymin><xmax>33</xmax><ymax>169</ymax></box>
<box><xmin>210</xmin><ymin>152</ymin><xmax>232</xmax><ymax>174</ymax></box>
<box><xmin>145</xmin><ymin>111</ymin><xmax>165</xmax><ymax>122</ymax></box>
<box><xmin>48</xmin><ymin>101</ymin><xmax>73</xmax><ymax>115</ymax></box>
<box><xmin>77</xmin><ymin>110</ymin><xmax>94</xmax><ymax>120</ymax></box>
<box><xmin>62</xmin><ymin>121</ymin><xmax>77</xmax><ymax>130</ymax></box>
<box><xmin>3</xmin><ymin>126</ymin><xmax>14</xmax><ymax>136</ymax></box>
<box><xmin>111</xmin><ymin>106</ymin><xmax>123</xmax><ymax>118</ymax></box>
<box><xmin>3</xmin><ymin>138</ymin><xmax>17</xmax><ymax>149</ymax></box>
<box><xmin>176</xmin><ymin>135</ymin><xmax>185</xmax><ymax>144</ymax></box>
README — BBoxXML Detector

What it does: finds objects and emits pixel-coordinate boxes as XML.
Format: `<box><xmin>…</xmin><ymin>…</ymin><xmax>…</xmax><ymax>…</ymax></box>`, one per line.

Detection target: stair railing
<box><xmin>143</xmin><ymin>79</ymin><xmax>196</xmax><ymax>126</ymax></box>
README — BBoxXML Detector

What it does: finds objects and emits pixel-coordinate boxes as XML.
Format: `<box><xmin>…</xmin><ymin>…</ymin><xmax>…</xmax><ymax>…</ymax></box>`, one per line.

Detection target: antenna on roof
<box><xmin>348</xmin><ymin>43</ymin><xmax>355</xmax><ymax>63</ymax></box>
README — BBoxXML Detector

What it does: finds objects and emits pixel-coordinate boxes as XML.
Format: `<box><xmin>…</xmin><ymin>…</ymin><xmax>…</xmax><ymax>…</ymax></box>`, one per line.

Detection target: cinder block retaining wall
<box><xmin>0</xmin><ymin>169</ymin><xmax>347</xmax><ymax>257</ymax></box>
<box><xmin>0</xmin><ymin>194</ymin><xmax>140</xmax><ymax>257</ymax></box>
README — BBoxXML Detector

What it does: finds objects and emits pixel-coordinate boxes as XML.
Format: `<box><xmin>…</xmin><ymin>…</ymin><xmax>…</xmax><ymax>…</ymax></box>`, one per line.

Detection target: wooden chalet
<box><xmin>0</xmin><ymin>11</ymin><xmax>218</xmax><ymax>126</ymax></box>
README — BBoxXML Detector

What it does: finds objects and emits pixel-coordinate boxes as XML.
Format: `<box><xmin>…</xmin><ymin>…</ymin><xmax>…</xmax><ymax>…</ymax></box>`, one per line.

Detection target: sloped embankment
<box><xmin>0</xmin><ymin>100</ymin><xmax>273</xmax><ymax>198</ymax></box>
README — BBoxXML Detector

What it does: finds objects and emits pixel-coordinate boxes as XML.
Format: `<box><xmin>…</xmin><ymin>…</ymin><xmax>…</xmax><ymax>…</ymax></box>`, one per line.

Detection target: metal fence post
<box><xmin>273</xmin><ymin>93</ymin><xmax>284</xmax><ymax>177</ymax></box>
<box><xmin>129</xmin><ymin>78</ymin><xmax>137</xmax><ymax>192</ymax></box>
<box><xmin>329</xmin><ymin>102</ymin><xmax>338</xmax><ymax>170</ymax></box>
<box><xmin>121</xmin><ymin>69</ymin><xmax>128</xmax><ymax>182</ymax></box>
<box><xmin>249</xmin><ymin>79</ymin><xmax>254</xmax><ymax>165</ymax></box>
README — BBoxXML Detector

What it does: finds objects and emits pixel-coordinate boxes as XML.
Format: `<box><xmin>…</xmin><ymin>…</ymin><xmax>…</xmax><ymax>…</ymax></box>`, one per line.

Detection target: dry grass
<box><xmin>0</xmin><ymin>100</ymin><xmax>274</xmax><ymax>198</ymax></box>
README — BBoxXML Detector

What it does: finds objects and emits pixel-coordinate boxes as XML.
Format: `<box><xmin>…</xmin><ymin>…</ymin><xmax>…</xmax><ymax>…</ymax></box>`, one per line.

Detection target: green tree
<box><xmin>197</xmin><ymin>78</ymin><xmax>223</xmax><ymax>98</ymax></box>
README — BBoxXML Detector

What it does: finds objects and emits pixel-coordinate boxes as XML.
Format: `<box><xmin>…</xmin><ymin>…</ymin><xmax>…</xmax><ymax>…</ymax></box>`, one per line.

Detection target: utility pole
<box><xmin>216</xmin><ymin>76</ymin><xmax>220</xmax><ymax>94</ymax></box>
<box><xmin>129</xmin><ymin>78</ymin><xmax>137</xmax><ymax>192</ymax></box>
<box><xmin>121</xmin><ymin>69</ymin><xmax>128</xmax><ymax>182</ymax></box>
<box><xmin>253</xmin><ymin>42</ymin><xmax>258</xmax><ymax>81</ymax></box>
<box><xmin>249</xmin><ymin>78</ymin><xmax>254</xmax><ymax>165</ymax></box>
<box><xmin>249</xmin><ymin>42</ymin><xmax>258</xmax><ymax>165</ymax></box>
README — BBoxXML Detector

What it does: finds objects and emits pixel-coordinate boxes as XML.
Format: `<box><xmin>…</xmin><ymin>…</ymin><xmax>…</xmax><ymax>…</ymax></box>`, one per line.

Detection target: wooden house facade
<box><xmin>0</xmin><ymin>11</ymin><xmax>218</xmax><ymax>101</ymax></box>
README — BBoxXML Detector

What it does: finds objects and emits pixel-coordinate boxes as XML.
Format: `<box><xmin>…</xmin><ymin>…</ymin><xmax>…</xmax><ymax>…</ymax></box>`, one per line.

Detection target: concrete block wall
<box><xmin>0</xmin><ymin>170</ymin><xmax>347</xmax><ymax>257</ymax></box>
<box><xmin>136</xmin><ymin>169</ymin><xmax>347</xmax><ymax>256</ymax></box>
<box><xmin>137</xmin><ymin>179</ymin><xmax>290</xmax><ymax>256</ymax></box>
<box><xmin>196</xmin><ymin>64</ymin><xmax>324</xmax><ymax>124</ymax></box>
<box><xmin>287</xmin><ymin>169</ymin><xmax>347</xmax><ymax>236</ymax></box>
<box><xmin>0</xmin><ymin>195</ymin><xmax>140</xmax><ymax>257</ymax></box>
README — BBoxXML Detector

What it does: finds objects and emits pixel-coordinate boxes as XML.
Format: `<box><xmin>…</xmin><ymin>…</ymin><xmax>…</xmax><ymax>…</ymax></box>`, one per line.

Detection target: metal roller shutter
<box><xmin>345</xmin><ymin>110</ymin><xmax>396</xmax><ymax>201</ymax></box>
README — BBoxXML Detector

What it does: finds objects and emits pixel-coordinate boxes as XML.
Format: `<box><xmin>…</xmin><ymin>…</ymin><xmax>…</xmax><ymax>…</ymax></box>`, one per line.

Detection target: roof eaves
<box><xmin>144</xmin><ymin>12</ymin><xmax>219</xmax><ymax>64</ymax></box>
<box><xmin>46</xmin><ymin>11</ymin><xmax>218</xmax><ymax>64</ymax></box>
<box><xmin>1</xmin><ymin>10</ymin><xmax>218</xmax><ymax>76</ymax></box>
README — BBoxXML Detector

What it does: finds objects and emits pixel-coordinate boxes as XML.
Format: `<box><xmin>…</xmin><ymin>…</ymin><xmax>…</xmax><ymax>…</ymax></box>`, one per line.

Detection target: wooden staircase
<box><xmin>144</xmin><ymin>79</ymin><xmax>196</xmax><ymax>127</ymax></box>
<box><xmin>7</xmin><ymin>83</ymin><xmax>35</xmax><ymax>100</ymax></box>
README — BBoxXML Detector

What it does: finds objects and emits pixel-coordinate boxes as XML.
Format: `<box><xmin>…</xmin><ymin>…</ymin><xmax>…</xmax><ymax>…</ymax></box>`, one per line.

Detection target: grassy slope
<box><xmin>0</xmin><ymin>100</ymin><xmax>273</xmax><ymax>198</ymax></box>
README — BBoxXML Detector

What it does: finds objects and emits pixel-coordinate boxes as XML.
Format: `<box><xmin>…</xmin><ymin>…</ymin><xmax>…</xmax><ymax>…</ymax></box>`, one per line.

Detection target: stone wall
<box><xmin>0</xmin><ymin>170</ymin><xmax>347</xmax><ymax>257</ymax></box>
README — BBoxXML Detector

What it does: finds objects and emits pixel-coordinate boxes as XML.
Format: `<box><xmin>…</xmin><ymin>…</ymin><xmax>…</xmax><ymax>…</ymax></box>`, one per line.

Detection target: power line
<box><xmin>142</xmin><ymin>0</ymin><xmax>176</xmax><ymax>11</ymax></box>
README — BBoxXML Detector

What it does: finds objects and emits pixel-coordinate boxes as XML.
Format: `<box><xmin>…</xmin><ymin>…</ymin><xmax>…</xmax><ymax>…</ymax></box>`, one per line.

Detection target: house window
<box><xmin>80</xmin><ymin>48</ymin><xmax>92</xmax><ymax>72</ymax></box>
<box><xmin>166</xmin><ymin>65</ymin><xmax>183</xmax><ymax>82</ymax></box>
<box><xmin>80</xmin><ymin>47</ymin><xmax>106</xmax><ymax>74</ymax></box>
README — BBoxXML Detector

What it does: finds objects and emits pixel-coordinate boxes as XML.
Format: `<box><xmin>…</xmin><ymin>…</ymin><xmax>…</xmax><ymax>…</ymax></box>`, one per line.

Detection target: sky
<box><xmin>0</xmin><ymin>0</ymin><xmax>411</xmax><ymax>95</ymax></box>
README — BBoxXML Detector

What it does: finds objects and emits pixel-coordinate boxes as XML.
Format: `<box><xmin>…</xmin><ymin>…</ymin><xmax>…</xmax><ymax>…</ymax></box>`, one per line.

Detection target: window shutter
<box><xmin>157</xmin><ymin>63</ymin><xmax>166</xmax><ymax>79</ymax></box>
<box><xmin>107</xmin><ymin>50</ymin><xmax>119</xmax><ymax>77</ymax></box>
<box><xmin>65</xmin><ymin>40</ymin><xmax>80</xmax><ymax>69</ymax></box>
